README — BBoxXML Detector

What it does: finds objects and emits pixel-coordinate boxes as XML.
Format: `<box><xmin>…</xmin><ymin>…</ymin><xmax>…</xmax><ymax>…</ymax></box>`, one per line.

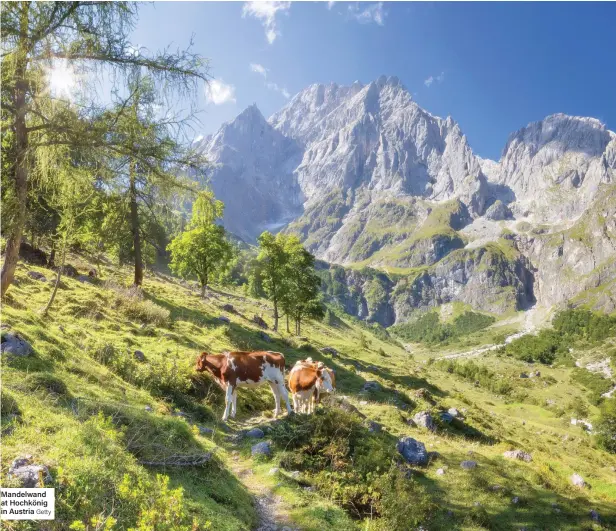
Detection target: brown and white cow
<box><xmin>196</xmin><ymin>351</ymin><xmax>292</xmax><ymax>421</ymax></box>
<box><xmin>288</xmin><ymin>358</ymin><xmax>335</xmax><ymax>414</ymax></box>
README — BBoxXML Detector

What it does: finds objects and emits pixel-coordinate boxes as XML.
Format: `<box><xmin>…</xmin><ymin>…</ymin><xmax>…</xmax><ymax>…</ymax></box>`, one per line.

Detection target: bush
<box><xmin>435</xmin><ymin>359</ymin><xmax>512</xmax><ymax>395</ymax></box>
<box><xmin>500</xmin><ymin>329</ymin><xmax>567</xmax><ymax>364</ymax></box>
<box><xmin>1</xmin><ymin>391</ymin><xmax>21</xmax><ymax>416</ymax></box>
<box><xmin>373</xmin><ymin>467</ymin><xmax>434</xmax><ymax>530</ymax></box>
<box><xmin>596</xmin><ymin>399</ymin><xmax>616</xmax><ymax>453</ymax></box>
<box><xmin>570</xmin><ymin>368</ymin><xmax>613</xmax><ymax>404</ymax></box>
<box><xmin>553</xmin><ymin>309</ymin><xmax>616</xmax><ymax>342</ymax></box>
<box><xmin>108</xmin><ymin>283</ymin><xmax>170</xmax><ymax>326</ymax></box>
<box><xmin>269</xmin><ymin>407</ymin><xmax>398</xmax><ymax>519</ymax></box>
<box><xmin>391</xmin><ymin>311</ymin><xmax>494</xmax><ymax>345</ymax></box>
<box><xmin>23</xmin><ymin>372</ymin><xmax>69</xmax><ymax>396</ymax></box>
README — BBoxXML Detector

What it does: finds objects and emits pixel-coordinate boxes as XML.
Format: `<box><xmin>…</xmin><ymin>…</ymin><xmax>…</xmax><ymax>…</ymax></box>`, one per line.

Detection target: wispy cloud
<box><xmin>242</xmin><ymin>1</ymin><xmax>291</xmax><ymax>44</ymax></box>
<box><xmin>249</xmin><ymin>63</ymin><xmax>290</xmax><ymax>99</ymax></box>
<box><xmin>348</xmin><ymin>2</ymin><xmax>386</xmax><ymax>26</ymax></box>
<box><xmin>250</xmin><ymin>63</ymin><xmax>268</xmax><ymax>77</ymax></box>
<box><xmin>205</xmin><ymin>79</ymin><xmax>236</xmax><ymax>105</ymax></box>
<box><xmin>425</xmin><ymin>71</ymin><xmax>445</xmax><ymax>88</ymax></box>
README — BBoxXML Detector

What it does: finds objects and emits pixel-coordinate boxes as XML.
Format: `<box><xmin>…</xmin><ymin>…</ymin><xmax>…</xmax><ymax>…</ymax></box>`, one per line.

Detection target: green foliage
<box><xmin>570</xmin><ymin>369</ymin><xmax>614</xmax><ymax>405</ymax></box>
<box><xmin>23</xmin><ymin>372</ymin><xmax>69</xmax><ymax>396</ymax></box>
<box><xmin>110</xmin><ymin>285</ymin><xmax>170</xmax><ymax>326</ymax></box>
<box><xmin>392</xmin><ymin>311</ymin><xmax>495</xmax><ymax>344</ymax></box>
<box><xmin>499</xmin><ymin>330</ymin><xmax>567</xmax><ymax>364</ymax></box>
<box><xmin>553</xmin><ymin>308</ymin><xmax>616</xmax><ymax>342</ymax></box>
<box><xmin>435</xmin><ymin>359</ymin><xmax>512</xmax><ymax>395</ymax></box>
<box><xmin>596</xmin><ymin>399</ymin><xmax>616</xmax><ymax>453</ymax></box>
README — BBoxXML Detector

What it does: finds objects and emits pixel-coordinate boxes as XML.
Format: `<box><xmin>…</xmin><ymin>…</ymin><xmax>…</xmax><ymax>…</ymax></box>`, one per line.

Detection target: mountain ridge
<box><xmin>196</xmin><ymin>77</ymin><xmax>616</xmax><ymax>321</ymax></box>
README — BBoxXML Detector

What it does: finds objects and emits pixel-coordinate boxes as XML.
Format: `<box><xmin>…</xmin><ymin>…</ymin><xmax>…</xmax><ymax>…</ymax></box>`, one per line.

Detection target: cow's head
<box><xmin>195</xmin><ymin>352</ymin><xmax>224</xmax><ymax>380</ymax></box>
<box><xmin>316</xmin><ymin>362</ymin><xmax>335</xmax><ymax>393</ymax></box>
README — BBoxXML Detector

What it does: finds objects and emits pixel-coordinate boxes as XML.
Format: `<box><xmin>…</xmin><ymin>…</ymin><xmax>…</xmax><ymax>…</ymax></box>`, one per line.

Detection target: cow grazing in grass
<box><xmin>195</xmin><ymin>351</ymin><xmax>292</xmax><ymax>421</ymax></box>
<box><xmin>288</xmin><ymin>358</ymin><xmax>335</xmax><ymax>414</ymax></box>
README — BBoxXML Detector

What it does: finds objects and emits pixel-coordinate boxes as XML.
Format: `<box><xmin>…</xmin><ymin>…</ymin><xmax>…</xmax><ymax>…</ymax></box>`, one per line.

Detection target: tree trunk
<box><xmin>129</xmin><ymin>162</ymin><xmax>143</xmax><ymax>286</ymax></box>
<box><xmin>1</xmin><ymin>8</ymin><xmax>29</xmax><ymax>298</ymax></box>
<box><xmin>273</xmin><ymin>299</ymin><xmax>279</xmax><ymax>331</ymax></box>
<box><xmin>200</xmin><ymin>283</ymin><xmax>206</xmax><ymax>298</ymax></box>
<box><xmin>48</xmin><ymin>240</ymin><xmax>56</xmax><ymax>267</ymax></box>
<box><xmin>41</xmin><ymin>246</ymin><xmax>66</xmax><ymax>315</ymax></box>
<box><xmin>286</xmin><ymin>314</ymin><xmax>290</xmax><ymax>334</ymax></box>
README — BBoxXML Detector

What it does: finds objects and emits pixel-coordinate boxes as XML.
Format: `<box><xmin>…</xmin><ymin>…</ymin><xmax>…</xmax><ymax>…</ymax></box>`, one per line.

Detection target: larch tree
<box><xmin>168</xmin><ymin>189</ymin><xmax>233</xmax><ymax>297</ymax></box>
<box><xmin>1</xmin><ymin>1</ymin><xmax>208</xmax><ymax>297</ymax></box>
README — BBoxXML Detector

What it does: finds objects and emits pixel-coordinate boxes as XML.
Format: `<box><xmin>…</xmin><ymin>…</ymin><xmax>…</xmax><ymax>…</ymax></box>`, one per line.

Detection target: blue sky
<box><xmin>130</xmin><ymin>1</ymin><xmax>616</xmax><ymax>160</ymax></box>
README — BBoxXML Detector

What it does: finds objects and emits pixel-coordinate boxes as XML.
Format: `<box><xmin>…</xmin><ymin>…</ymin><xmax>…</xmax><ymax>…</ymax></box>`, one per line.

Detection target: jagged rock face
<box><xmin>197</xmin><ymin>79</ymin><xmax>616</xmax><ymax>321</ymax></box>
<box><xmin>486</xmin><ymin>114</ymin><xmax>616</xmax><ymax>221</ymax></box>
<box><xmin>199</xmin><ymin>105</ymin><xmax>303</xmax><ymax>242</ymax></box>
<box><xmin>516</xmin><ymin>186</ymin><xmax>616</xmax><ymax>312</ymax></box>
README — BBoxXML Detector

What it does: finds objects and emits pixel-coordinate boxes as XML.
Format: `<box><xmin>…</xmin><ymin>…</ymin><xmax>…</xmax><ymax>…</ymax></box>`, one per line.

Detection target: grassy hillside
<box><xmin>2</xmin><ymin>254</ymin><xmax>615</xmax><ymax>530</ymax></box>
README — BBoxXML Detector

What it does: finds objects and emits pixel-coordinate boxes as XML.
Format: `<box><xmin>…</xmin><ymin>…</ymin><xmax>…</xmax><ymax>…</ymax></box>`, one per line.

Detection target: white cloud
<box><xmin>205</xmin><ymin>79</ymin><xmax>236</xmax><ymax>105</ymax></box>
<box><xmin>192</xmin><ymin>134</ymin><xmax>204</xmax><ymax>144</ymax></box>
<box><xmin>348</xmin><ymin>2</ymin><xmax>386</xmax><ymax>26</ymax></box>
<box><xmin>424</xmin><ymin>72</ymin><xmax>445</xmax><ymax>88</ymax></box>
<box><xmin>250</xmin><ymin>63</ymin><xmax>268</xmax><ymax>77</ymax></box>
<box><xmin>267</xmin><ymin>81</ymin><xmax>290</xmax><ymax>99</ymax></box>
<box><xmin>242</xmin><ymin>1</ymin><xmax>291</xmax><ymax>44</ymax></box>
<box><xmin>249</xmin><ymin>62</ymin><xmax>290</xmax><ymax>98</ymax></box>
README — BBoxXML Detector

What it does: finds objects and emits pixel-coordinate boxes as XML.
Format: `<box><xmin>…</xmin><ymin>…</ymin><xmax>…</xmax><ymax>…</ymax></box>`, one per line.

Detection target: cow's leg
<box><xmin>278</xmin><ymin>381</ymin><xmax>292</xmax><ymax>415</ymax></box>
<box><xmin>269</xmin><ymin>382</ymin><xmax>282</xmax><ymax>417</ymax></box>
<box><xmin>222</xmin><ymin>385</ymin><xmax>234</xmax><ymax>421</ymax></box>
<box><xmin>292</xmin><ymin>393</ymin><xmax>298</xmax><ymax>412</ymax></box>
<box><xmin>231</xmin><ymin>389</ymin><xmax>238</xmax><ymax>418</ymax></box>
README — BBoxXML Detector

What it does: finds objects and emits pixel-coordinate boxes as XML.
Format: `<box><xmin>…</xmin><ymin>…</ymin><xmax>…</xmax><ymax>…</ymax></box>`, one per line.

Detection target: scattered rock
<box><xmin>490</xmin><ymin>485</ymin><xmax>502</xmax><ymax>492</ymax></box>
<box><xmin>27</xmin><ymin>270</ymin><xmax>47</xmax><ymax>282</ymax></box>
<box><xmin>414</xmin><ymin>388</ymin><xmax>434</xmax><ymax>402</ymax></box>
<box><xmin>258</xmin><ymin>331</ymin><xmax>272</xmax><ymax>343</ymax></box>
<box><xmin>320</xmin><ymin>346</ymin><xmax>339</xmax><ymax>357</ymax></box>
<box><xmin>367</xmin><ymin>421</ymin><xmax>382</xmax><ymax>433</ymax></box>
<box><xmin>511</xmin><ymin>496</ymin><xmax>520</xmax><ymax>504</ymax></box>
<box><xmin>448</xmin><ymin>408</ymin><xmax>460</xmax><ymax>417</ymax></box>
<box><xmin>484</xmin><ymin>199</ymin><xmax>512</xmax><ymax>221</ymax></box>
<box><xmin>172</xmin><ymin>410</ymin><xmax>189</xmax><ymax>419</ymax></box>
<box><xmin>362</xmin><ymin>381</ymin><xmax>381</xmax><ymax>392</ymax></box>
<box><xmin>251</xmin><ymin>441</ymin><xmax>272</xmax><ymax>458</ymax></box>
<box><xmin>8</xmin><ymin>456</ymin><xmax>50</xmax><ymax>488</ymax></box>
<box><xmin>144</xmin><ymin>405</ymin><xmax>153</xmax><ymax>412</ymax></box>
<box><xmin>590</xmin><ymin>509</ymin><xmax>600</xmax><ymax>522</ymax></box>
<box><xmin>133</xmin><ymin>350</ymin><xmax>146</xmax><ymax>362</ymax></box>
<box><xmin>413</xmin><ymin>411</ymin><xmax>436</xmax><ymax>431</ymax></box>
<box><xmin>359</xmin><ymin>400</ymin><xmax>368</xmax><ymax>406</ymax></box>
<box><xmin>252</xmin><ymin>315</ymin><xmax>268</xmax><ymax>329</ymax></box>
<box><xmin>460</xmin><ymin>460</ymin><xmax>477</xmax><ymax>470</ymax></box>
<box><xmin>396</xmin><ymin>437</ymin><xmax>428</xmax><ymax>466</ymax></box>
<box><xmin>440</xmin><ymin>412</ymin><xmax>454</xmax><ymax>424</ymax></box>
<box><xmin>1</xmin><ymin>333</ymin><xmax>33</xmax><ymax>357</ymax></box>
<box><xmin>519</xmin><ymin>372</ymin><xmax>529</xmax><ymax>379</ymax></box>
<box><xmin>436</xmin><ymin>468</ymin><xmax>445</xmax><ymax>476</ymax></box>
<box><xmin>198</xmin><ymin>426</ymin><xmax>214</xmax><ymax>436</ymax></box>
<box><xmin>289</xmin><ymin>471</ymin><xmax>300</xmax><ymax>479</ymax></box>
<box><xmin>268</xmin><ymin>467</ymin><xmax>279</xmax><ymax>475</ymax></box>
<box><xmin>245</xmin><ymin>428</ymin><xmax>265</xmax><ymax>439</ymax></box>
<box><xmin>570</xmin><ymin>473</ymin><xmax>585</xmax><ymax>488</ymax></box>
<box><xmin>503</xmin><ymin>450</ymin><xmax>532</xmax><ymax>462</ymax></box>
<box><xmin>529</xmin><ymin>371</ymin><xmax>541</xmax><ymax>378</ymax></box>
<box><xmin>76</xmin><ymin>275</ymin><xmax>91</xmax><ymax>283</ymax></box>
<box><xmin>218</xmin><ymin>316</ymin><xmax>230</xmax><ymax>324</ymax></box>
<box><xmin>222</xmin><ymin>304</ymin><xmax>235</xmax><ymax>313</ymax></box>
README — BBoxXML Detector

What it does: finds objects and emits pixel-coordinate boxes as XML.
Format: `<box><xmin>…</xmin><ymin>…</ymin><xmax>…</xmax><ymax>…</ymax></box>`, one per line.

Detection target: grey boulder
<box><xmin>251</xmin><ymin>441</ymin><xmax>272</xmax><ymax>458</ymax></box>
<box><xmin>1</xmin><ymin>333</ymin><xmax>32</xmax><ymax>357</ymax></box>
<box><xmin>396</xmin><ymin>437</ymin><xmax>428</xmax><ymax>466</ymax></box>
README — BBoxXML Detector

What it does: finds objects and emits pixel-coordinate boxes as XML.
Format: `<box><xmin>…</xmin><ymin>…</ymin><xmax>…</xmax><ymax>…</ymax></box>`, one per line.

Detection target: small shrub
<box><xmin>596</xmin><ymin>398</ymin><xmax>616</xmax><ymax>453</ymax></box>
<box><xmin>570</xmin><ymin>368</ymin><xmax>613</xmax><ymax>404</ymax></box>
<box><xmin>108</xmin><ymin>283</ymin><xmax>170</xmax><ymax>326</ymax></box>
<box><xmin>435</xmin><ymin>359</ymin><xmax>512</xmax><ymax>395</ymax></box>
<box><xmin>23</xmin><ymin>372</ymin><xmax>68</xmax><ymax>396</ymax></box>
<box><xmin>1</xmin><ymin>391</ymin><xmax>21</xmax><ymax>416</ymax></box>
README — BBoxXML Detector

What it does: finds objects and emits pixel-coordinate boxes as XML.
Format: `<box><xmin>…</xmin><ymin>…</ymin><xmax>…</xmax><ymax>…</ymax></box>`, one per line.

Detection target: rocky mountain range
<box><xmin>195</xmin><ymin>76</ymin><xmax>616</xmax><ymax>324</ymax></box>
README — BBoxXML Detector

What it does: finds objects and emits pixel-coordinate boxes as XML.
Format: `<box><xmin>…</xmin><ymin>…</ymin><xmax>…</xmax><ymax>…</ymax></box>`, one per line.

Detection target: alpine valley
<box><xmin>196</xmin><ymin>75</ymin><xmax>616</xmax><ymax>325</ymax></box>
